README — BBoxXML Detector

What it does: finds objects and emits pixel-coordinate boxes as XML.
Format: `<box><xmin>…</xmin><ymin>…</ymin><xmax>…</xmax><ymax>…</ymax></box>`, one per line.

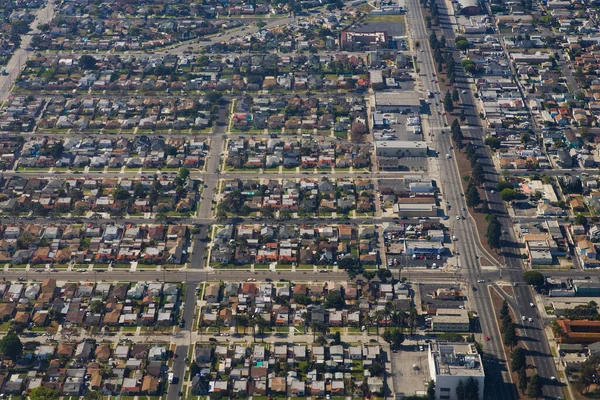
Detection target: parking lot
<box><xmin>390</xmin><ymin>345</ymin><xmax>430</xmax><ymax>397</ymax></box>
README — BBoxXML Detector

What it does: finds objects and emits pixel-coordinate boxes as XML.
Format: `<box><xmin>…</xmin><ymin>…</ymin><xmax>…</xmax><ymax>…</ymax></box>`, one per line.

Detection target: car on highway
<box><xmin>484</xmin><ymin>336</ymin><xmax>490</xmax><ymax>341</ymax></box>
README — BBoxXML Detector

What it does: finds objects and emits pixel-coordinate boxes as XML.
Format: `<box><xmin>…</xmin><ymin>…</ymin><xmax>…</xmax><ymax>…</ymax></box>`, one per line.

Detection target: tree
<box><xmin>550</xmin><ymin>320</ymin><xmax>563</xmax><ymax>339</ymax></box>
<box><xmin>472</xmin><ymin>163</ymin><xmax>485</xmax><ymax>186</ymax></box>
<box><xmin>503</xmin><ymin>321</ymin><xmax>517</xmax><ymax>348</ymax></box>
<box><xmin>486</xmin><ymin>215</ymin><xmax>502</xmax><ymax>250</ymax></box>
<box><xmin>511</xmin><ymin>347</ymin><xmax>526</xmax><ymax>371</ymax></box>
<box><xmin>456</xmin><ymin>380</ymin><xmax>465</xmax><ymax>400</ymax></box>
<box><xmin>293</xmin><ymin>293</ymin><xmax>311</xmax><ymax>305</ymax></box>
<box><xmin>369</xmin><ymin>361</ymin><xmax>385</xmax><ymax>377</ymax></box>
<box><xmin>256</xmin><ymin>20</ymin><xmax>267</xmax><ymax>28</ymax></box>
<box><xmin>315</xmin><ymin>334</ymin><xmax>328</xmax><ymax>346</ymax></box>
<box><xmin>455</xmin><ymin>37</ymin><xmax>470</xmax><ymax>51</ymax></box>
<box><xmin>79</xmin><ymin>55</ymin><xmax>96</xmax><ymax>70</ymax></box>
<box><xmin>325</xmin><ymin>290</ymin><xmax>344</xmax><ymax>309</ymax></box>
<box><xmin>382</xmin><ymin>329</ymin><xmax>405</xmax><ymax>350</ymax></box>
<box><xmin>112</xmin><ymin>186</ymin><xmax>130</xmax><ymax>201</ymax></box>
<box><xmin>444</xmin><ymin>90</ymin><xmax>454</xmax><ymax>112</ymax></box>
<box><xmin>0</xmin><ymin>332</ymin><xmax>22</xmax><ymax>360</ymax></box>
<box><xmin>333</xmin><ymin>331</ymin><xmax>341</xmax><ymax>345</ymax></box>
<box><xmin>30</xmin><ymin>387</ymin><xmax>59</xmax><ymax>400</ymax></box>
<box><xmin>235</xmin><ymin>314</ymin><xmax>249</xmax><ymax>334</ymax></box>
<box><xmin>575</xmin><ymin>214</ymin><xmax>588</xmax><ymax>227</ymax></box>
<box><xmin>577</xmin><ymin>354</ymin><xmax>600</xmax><ymax>393</ymax></box>
<box><xmin>500</xmin><ymin>188</ymin><xmax>518</xmax><ymax>201</ymax></box>
<box><xmin>523</xmin><ymin>271</ymin><xmax>544</xmax><ymax>288</ymax></box>
<box><xmin>90</xmin><ymin>300</ymin><xmax>104</xmax><ymax>314</ymax></box>
<box><xmin>466</xmin><ymin>181</ymin><xmax>481</xmax><ymax>208</ymax></box>
<box><xmin>500</xmin><ymin>300</ymin><xmax>510</xmax><ymax>320</ymax></box>
<box><xmin>463</xmin><ymin>377</ymin><xmax>479</xmax><ymax>400</ymax></box>
<box><xmin>310</xmin><ymin>321</ymin><xmax>328</xmax><ymax>342</ymax></box>
<box><xmin>427</xmin><ymin>380</ymin><xmax>436</xmax><ymax>400</ymax></box>
<box><xmin>485</xmin><ymin>137</ymin><xmax>501</xmax><ymax>150</ymax></box>
<box><xmin>527</xmin><ymin>374</ymin><xmax>543</xmax><ymax>399</ymax></box>
<box><xmin>452</xmin><ymin>88</ymin><xmax>460</xmax><ymax>102</ymax></box>
<box><xmin>518</xmin><ymin>366</ymin><xmax>528</xmax><ymax>394</ymax></box>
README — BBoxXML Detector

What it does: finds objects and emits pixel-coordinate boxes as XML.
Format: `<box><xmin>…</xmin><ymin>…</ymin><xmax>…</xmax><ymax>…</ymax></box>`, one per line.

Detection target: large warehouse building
<box><xmin>458</xmin><ymin>0</ymin><xmax>482</xmax><ymax>15</ymax></box>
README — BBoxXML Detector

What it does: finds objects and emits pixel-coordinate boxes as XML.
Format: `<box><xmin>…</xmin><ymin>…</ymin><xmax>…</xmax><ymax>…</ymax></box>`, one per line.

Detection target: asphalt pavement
<box><xmin>429</xmin><ymin>1</ymin><xmax>562</xmax><ymax>398</ymax></box>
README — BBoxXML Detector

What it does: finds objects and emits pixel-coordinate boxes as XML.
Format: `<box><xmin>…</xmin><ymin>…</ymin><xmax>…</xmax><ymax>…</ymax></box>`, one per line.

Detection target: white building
<box><xmin>428</xmin><ymin>342</ymin><xmax>485</xmax><ymax>400</ymax></box>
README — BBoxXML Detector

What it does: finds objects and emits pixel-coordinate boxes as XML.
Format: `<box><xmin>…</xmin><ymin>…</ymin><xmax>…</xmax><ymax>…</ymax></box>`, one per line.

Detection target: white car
<box><xmin>456</xmin><ymin>216</ymin><xmax>460</xmax><ymax>220</ymax></box>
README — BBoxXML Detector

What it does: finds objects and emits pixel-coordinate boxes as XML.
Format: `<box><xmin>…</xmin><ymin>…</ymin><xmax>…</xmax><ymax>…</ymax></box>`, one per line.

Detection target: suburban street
<box><xmin>0</xmin><ymin>0</ymin><xmax>576</xmax><ymax>398</ymax></box>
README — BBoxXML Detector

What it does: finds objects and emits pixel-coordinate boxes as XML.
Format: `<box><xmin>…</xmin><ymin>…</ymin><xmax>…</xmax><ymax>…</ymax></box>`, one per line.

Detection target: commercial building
<box><xmin>340</xmin><ymin>31</ymin><xmax>389</xmax><ymax>51</ymax></box>
<box><xmin>573</xmin><ymin>282</ymin><xmax>600</xmax><ymax>297</ymax></box>
<box><xmin>375</xmin><ymin>141</ymin><xmax>428</xmax><ymax>157</ymax></box>
<box><xmin>428</xmin><ymin>342</ymin><xmax>485</xmax><ymax>400</ymax></box>
<box><xmin>375</xmin><ymin>91</ymin><xmax>422</xmax><ymax>113</ymax></box>
<box><xmin>556</xmin><ymin>320</ymin><xmax>600</xmax><ymax>344</ymax></box>
<box><xmin>431</xmin><ymin>309</ymin><xmax>470</xmax><ymax>332</ymax></box>
<box><xmin>404</xmin><ymin>240</ymin><xmax>444</xmax><ymax>256</ymax></box>
<box><xmin>393</xmin><ymin>203</ymin><xmax>438</xmax><ymax>218</ymax></box>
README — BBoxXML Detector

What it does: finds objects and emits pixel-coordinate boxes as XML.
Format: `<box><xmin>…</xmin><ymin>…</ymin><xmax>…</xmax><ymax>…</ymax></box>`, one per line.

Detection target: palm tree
<box><xmin>408</xmin><ymin>308</ymin><xmax>418</xmax><ymax>335</ymax></box>
<box><xmin>375</xmin><ymin>310</ymin><xmax>387</xmax><ymax>336</ymax></box>
<box><xmin>391</xmin><ymin>310</ymin><xmax>405</xmax><ymax>333</ymax></box>
<box><xmin>215</xmin><ymin>317</ymin><xmax>224</xmax><ymax>335</ymax></box>
<box><xmin>251</xmin><ymin>314</ymin><xmax>268</xmax><ymax>342</ymax></box>
<box><xmin>235</xmin><ymin>314</ymin><xmax>249</xmax><ymax>335</ymax></box>
<box><xmin>363</xmin><ymin>313</ymin><xmax>374</xmax><ymax>336</ymax></box>
<box><xmin>310</xmin><ymin>322</ymin><xmax>328</xmax><ymax>342</ymax></box>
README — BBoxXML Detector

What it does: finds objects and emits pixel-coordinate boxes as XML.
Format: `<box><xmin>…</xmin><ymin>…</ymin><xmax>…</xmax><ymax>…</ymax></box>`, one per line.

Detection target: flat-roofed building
<box><xmin>431</xmin><ymin>309</ymin><xmax>470</xmax><ymax>332</ymax></box>
<box><xmin>428</xmin><ymin>342</ymin><xmax>485</xmax><ymax>400</ymax></box>
<box><xmin>375</xmin><ymin>91</ymin><xmax>422</xmax><ymax>113</ymax></box>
